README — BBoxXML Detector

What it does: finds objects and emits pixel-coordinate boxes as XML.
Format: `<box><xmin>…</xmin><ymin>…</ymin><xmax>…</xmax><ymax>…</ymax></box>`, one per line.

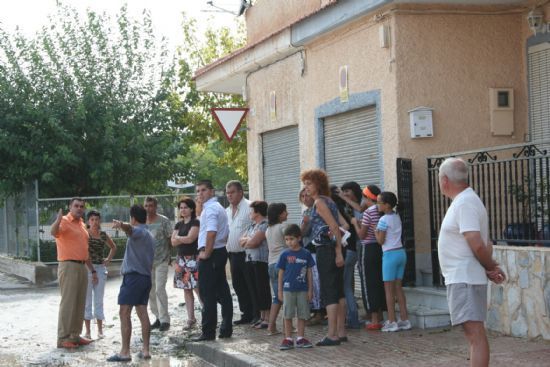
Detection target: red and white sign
<box><xmin>211</xmin><ymin>108</ymin><xmax>249</xmax><ymax>142</ymax></box>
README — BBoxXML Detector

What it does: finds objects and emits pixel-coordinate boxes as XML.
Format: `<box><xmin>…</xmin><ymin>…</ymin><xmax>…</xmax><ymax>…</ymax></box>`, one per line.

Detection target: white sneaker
<box><xmin>381</xmin><ymin>321</ymin><xmax>399</xmax><ymax>332</ymax></box>
<box><xmin>397</xmin><ymin>319</ymin><xmax>412</xmax><ymax>331</ymax></box>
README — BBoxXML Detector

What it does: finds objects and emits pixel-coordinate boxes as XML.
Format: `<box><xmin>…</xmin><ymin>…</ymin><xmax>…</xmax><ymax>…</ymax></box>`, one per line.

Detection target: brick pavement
<box><xmin>183</xmin><ymin>318</ymin><xmax>550</xmax><ymax>367</ymax></box>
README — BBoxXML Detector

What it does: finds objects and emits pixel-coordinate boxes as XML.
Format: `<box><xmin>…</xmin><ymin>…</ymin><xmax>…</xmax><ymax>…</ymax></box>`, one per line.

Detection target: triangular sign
<box><xmin>211</xmin><ymin>108</ymin><xmax>249</xmax><ymax>142</ymax></box>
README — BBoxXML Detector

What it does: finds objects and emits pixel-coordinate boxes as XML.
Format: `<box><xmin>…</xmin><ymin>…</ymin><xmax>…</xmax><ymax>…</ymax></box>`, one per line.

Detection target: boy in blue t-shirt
<box><xmin>277</xmin><ymin>224</ymin><xmax>315</xmax><ymax>350</ymax></box>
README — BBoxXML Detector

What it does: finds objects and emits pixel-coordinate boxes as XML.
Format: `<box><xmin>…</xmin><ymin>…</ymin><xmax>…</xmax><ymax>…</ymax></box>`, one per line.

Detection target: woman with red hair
<box><xmin>300</xmin><ymin>169</ymin><xmax>346</xmax><ymax>346</ymax></box>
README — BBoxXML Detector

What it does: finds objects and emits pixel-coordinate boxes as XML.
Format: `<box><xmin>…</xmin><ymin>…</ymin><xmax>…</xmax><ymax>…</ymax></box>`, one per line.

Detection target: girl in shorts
<box><xmin>375</xmin><ymin>192</ymin><xmax>411</xmax><ymax>332</ymax></box>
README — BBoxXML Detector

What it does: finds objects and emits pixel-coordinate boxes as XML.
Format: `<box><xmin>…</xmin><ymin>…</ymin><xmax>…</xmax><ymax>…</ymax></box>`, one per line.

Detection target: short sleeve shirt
<box><xmin>266</xmin><ymin>222</ymin><xmax>288</xmax><ymax>264</ymax></box>
<box><xmin>360</xmin><ymin>205</ymin><xmax>380</xmax><ymax>244</ymax></box>
<box><xmin>376</xmin><ymin>212</ymin><xmax>403</xmax><ymax>252</ymax></box>
<box><xmin>198</xmin><ymin>197</ymin><xmax>229</xmax><ymax>250</ymax></box>
<box><xmin>55</xmin><ymin>213</ymin><xmax>89</xmax><ymax>261</ymax></box>
<box><xmin>148</xmin><ymin>214</ymin><xmax>173</xmax><ymax>266</ymax></box>
<box><xmin>226</xmin><ymin>198</ymin><xmax>253</xmax><ymax>253</ymax></box>
<box><xmin>245</xmin><ymin>219</ymin><xmax>269</xmax><ymax>263</ymax></box>
<box><xmin>121</xmin><ymin>224</ymin><xmax>155</xmax><ymax>276</ymax></box>
<box><xmin>277</xmin><ymin>248</ymin><xmax>315</xmax><ymax>292</ymax></box>
<box><xmin>174</xmin><ymin>219</ymin><xmax>200</xmax><ymax>256</ymax></box>
<box><xmin>438</xmin><ymin>188</ymin><xmax>489</xmax><ymax>285</ymax></box>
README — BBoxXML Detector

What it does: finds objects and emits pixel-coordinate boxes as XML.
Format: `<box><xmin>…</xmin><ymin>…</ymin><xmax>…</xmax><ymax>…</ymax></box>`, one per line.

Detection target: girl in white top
<box><xmin>266</xmin><ymin>203</ymin><xmax>288</xmax><ymax>335</ymax></box>
<box><xmin>375</xmin><ymin>191</ymin><xmax>411</xmax><ymax>332</ymax></box>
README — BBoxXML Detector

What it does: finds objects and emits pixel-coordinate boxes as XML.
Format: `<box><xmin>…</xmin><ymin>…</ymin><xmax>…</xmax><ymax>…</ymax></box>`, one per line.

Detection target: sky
<box><xmin>0</xmin><ymin>0</ymin><xmax>244</xmax><ymax>51</ymax></box>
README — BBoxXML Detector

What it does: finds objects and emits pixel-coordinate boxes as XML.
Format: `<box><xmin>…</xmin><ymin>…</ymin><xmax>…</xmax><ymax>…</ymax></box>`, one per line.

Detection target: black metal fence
<box><xmin>428</xmin><ymin>141</ymin><xmax>550</xmax><ymax>285</ymax></box>
<box><xmin>397</xmin><ymin>158</ymin><xmax>416</xmax><ymax>286</ymax></box>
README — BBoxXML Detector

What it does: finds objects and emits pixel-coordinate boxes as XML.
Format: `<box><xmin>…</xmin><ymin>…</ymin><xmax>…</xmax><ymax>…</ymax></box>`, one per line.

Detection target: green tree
<box><xmin>172</xmin><ymin>16</ymin><xmax>248</xmax><ymax>186</ymax></box>
<box><xmin>0</xmin><ymin>3</ymin><xmax>183</xmax><ymax>197</ymax></box>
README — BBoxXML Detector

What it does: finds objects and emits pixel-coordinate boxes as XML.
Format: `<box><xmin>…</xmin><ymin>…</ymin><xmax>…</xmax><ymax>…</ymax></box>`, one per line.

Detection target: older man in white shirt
<box><xmin>192</xmin><ymin>180</ymin><xmax>233</xmax><ymax>341</ymax></box>
<box><xmin>438</xmin><ymin>158</ymin><xmax>506</xmax><ymax>367</ymax></box>
<box><xmin>225</xmin><ymin>180</ymin><xmax>255</xmax><ymax>325</ymax></box>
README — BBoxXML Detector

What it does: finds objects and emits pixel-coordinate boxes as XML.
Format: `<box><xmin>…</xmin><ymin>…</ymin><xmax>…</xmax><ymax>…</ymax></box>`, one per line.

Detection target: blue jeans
<box><xmin>344</xmin><ymin>249</ymin><xmax>360</xmax><ymax>328</ymax></box>
<box><xmin>268</xmin><ymin>263</ymin><xmax>280</xmax><ymax>305</ymax></box>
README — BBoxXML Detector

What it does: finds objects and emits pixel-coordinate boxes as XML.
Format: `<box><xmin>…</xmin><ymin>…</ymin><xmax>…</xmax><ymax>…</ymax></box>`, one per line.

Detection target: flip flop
<box><xmin>254</xmin><ymin>322</ymin><xmax>268</xmax><ymax>329</ymax></box>
<box><xmin>137</xmin><ymin>351</ymin><xmax>151</xmax><ymax>360</ymax></box>
<box><xmin>107</xmin><ymin>354</ymin><xmax>131</xmax><ymax>362</ymax></box>
<box><xmin>267</xmin><ymin>330</ymin><xmax>282</xmax><ymax>336</ymax></box>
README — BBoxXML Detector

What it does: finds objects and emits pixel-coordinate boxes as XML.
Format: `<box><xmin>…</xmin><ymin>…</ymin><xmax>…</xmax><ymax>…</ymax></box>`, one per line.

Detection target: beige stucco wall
<box><xmin>244</xmin><ymin>3</ymin><xmax>539</xmax><ymax>279</ymax></box>
<box><xmin>393</xmin><ymin>12</ymin><xmax>528</xmax><ymax>271</ymax></box>
<box><xmin>246</xmin><ymin>14</ymin><xmax>398</xmax><ymax>202</ymax></box>
<box><xmin>245</xmin><ymin>0</ymin><xmax>336</xmax><ymax>44</ymax></box>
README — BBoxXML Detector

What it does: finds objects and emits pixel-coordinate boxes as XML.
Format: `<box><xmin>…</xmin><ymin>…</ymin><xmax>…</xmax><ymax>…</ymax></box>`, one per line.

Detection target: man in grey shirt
<box><xmin>145</xmin><ymin>196</ymin><xmax>173</xmax><ymax>331</ymax></box>
<box><xmin>108</xmin><ymin>205</ymin><xmax>154</xmax><ymax>362</ymax></box>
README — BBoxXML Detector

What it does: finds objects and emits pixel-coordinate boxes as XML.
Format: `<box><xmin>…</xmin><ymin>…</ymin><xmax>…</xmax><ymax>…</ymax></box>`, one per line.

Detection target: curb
<box><xmin>185</xmin><ymin>340</ymin><xmax>264</xmax><ymax>367</ymax></box>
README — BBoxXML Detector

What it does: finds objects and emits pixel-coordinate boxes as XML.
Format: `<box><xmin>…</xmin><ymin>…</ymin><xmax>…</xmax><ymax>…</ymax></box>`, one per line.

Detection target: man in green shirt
<box><xmin>145</xmin><ymin>196</ymin><xmax>173</xmax><ymax>331</ymax></box>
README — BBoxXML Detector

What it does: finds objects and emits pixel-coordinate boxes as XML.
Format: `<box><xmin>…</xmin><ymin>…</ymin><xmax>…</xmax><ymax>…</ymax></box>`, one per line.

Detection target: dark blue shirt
<box><xmin>276</xmin><ymin>248</ymin><xmax>315</xmax><ymax>292</ymax></box>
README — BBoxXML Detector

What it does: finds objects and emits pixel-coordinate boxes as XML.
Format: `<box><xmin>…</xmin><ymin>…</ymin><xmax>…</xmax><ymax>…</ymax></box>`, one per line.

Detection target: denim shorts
<box><xmin>268</xmin><ymin>263</ymin><xmax>281</xmax><ymax>305</ymax></box>
<box><xmin>118</xmin><ymin>273</ymin><xmax>152</xmax><ymax>306</ymax></box>
<box><xmin>382</xmin><ymin>248</ymin><xmax>406</xmax><ymax>281</ymax></box>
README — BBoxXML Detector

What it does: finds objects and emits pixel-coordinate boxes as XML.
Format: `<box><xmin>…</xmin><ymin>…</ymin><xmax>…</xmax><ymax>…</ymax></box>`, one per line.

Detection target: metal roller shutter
<box><xmin>528</xmin><ymin>43</ymin><xmax>550</xmax><ymax>144</ymax></box>
<box><xmin>262</xmin><ymin>126</ymin><xmax>302</xmax><ymax>224</ymax></box>
<box><xmin>323</xmin><ymin>107</ymin><xmax>382</xmax><ymax>188</ymax></box>
<box><xmin>323</xmin><ymin>106</ymin><xmax>382</xmax><ymax>299</ymax></box>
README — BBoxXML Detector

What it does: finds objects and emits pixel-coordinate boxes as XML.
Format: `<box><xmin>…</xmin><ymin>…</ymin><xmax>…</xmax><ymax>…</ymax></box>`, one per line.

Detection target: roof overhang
<box><xmin>194</xmin><ymin>0</ymin><xmax>532</xmax><ymax>95</ymax></box>
<box><xmin>194</xmin><ymin>28</ymin><xmax>301</xmax><ymax>94</ymax></box>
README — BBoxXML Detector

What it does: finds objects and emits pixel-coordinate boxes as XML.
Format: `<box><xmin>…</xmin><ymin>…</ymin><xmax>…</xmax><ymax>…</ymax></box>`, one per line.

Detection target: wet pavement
<box><xmin>2</xmin><ymin>268</ymin><xmax>550</xmax><ymax>367</ymax></box>
<box><xmin>0</xmin><ymin>269</ymin><xmax>213</xmax><ymax>367</ymax></box>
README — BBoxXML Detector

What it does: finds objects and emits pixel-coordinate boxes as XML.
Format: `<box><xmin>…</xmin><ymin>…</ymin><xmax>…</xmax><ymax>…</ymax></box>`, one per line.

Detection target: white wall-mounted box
<box><xmin>409</xmin><ymin>107</ymin><xmax>434</xmax><ymax>138</ymax></box>
<box><xmin>489</xmin><ymin>88</ymin><xmax>514</xmax><ymax>136</ymax></box>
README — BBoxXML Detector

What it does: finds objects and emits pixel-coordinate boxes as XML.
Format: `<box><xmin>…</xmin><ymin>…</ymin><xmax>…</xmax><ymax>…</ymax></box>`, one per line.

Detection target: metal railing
<box><xmin>428</xmin><ymin>140</ymin><xmax>550</xmax><ymax>285</ymax></box>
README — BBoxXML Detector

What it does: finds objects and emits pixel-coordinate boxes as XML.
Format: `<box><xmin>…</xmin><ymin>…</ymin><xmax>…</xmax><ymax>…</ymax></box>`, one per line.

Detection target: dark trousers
<box><xmin>198</xmin><ymin>247</ymin><xmax>233</xmax><ymax>337</ymax></box>
<box><xmin>243</xmin><ymin>261</ymin><xmax>260</xmax><ymax>319</ymax></box>
<box><xmin>228</xmin><ymin>252</ymin><xmax>254</xmax><ymax>320</ymax></box>
<box><xmin>361</xmin><ymin>243</ymin><xmax>387</xmax><ymax>313</ymax></box>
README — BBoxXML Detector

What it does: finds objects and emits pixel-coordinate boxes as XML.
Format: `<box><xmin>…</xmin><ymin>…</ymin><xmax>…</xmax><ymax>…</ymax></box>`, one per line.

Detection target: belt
<box><xmin>62</xmin><ymin>260</ymin><xmax>85</xmax><ymax>264</ymax></box>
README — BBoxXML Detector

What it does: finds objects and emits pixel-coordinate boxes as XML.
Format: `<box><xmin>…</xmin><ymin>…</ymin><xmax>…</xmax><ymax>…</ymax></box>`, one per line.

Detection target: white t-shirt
<box><xmin>376</xmin><ymin>212</ymin><xmax>403</xmax><ymax>252</ymax></box>
<box><xmin>438</xmin><ymin>187</ymin><xmax>488</xmax><ymax>285</ymax></box>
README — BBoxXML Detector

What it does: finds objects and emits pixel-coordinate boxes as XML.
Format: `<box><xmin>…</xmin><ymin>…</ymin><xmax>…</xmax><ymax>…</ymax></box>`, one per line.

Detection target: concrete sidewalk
<box><xmin>181</xmin><ymin>316</ymin><xmax>550</xmax><ymax>367</ymax></box>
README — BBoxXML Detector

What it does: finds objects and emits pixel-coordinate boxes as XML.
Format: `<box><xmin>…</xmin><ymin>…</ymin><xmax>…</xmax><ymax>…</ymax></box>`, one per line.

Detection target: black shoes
<box><xmin>233</xmin><ymin>318</ymin><xmax>252</xmax><ymax>325</ymax></box>
<box><xmin>159</xmin><ymin>323</ymin><xmax>170</xmax><ymax>331</ymax></box>
<box><xmin>218</xmin><ymin>328</ymin><xmax>232</xmax><ymax>338</ymax></box>
<box><xmin>191</xmin><ymin>334</ymin><xmax>215</xmax><ymax>342</ymax></box>
<box><xmin>150</xmin><ymin>319</ymin><xmax>161</xmax><ymax>329</ymax></box>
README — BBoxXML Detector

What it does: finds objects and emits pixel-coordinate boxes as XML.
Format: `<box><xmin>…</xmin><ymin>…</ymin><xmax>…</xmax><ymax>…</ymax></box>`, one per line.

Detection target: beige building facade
<box><xmin>195</xmin><ymin>0</ymin><xmax>550</xmax><ymax>282</ymax></box>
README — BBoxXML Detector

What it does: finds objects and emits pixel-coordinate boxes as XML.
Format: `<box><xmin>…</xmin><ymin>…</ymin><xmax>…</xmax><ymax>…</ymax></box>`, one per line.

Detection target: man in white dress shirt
<box><xmin>225</xmin><ymin>180</ymin><xmax>255</xmax><ymax>324</ymax></box>
<box><xmin>192</xmin><ymin>180</ymin><xmax>233</xmax><ymax>341</ymax></box>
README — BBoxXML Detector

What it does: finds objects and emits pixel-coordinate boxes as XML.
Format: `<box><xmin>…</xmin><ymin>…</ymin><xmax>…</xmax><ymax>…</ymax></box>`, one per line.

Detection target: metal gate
<box><xmin>397</xmin><ymin>158</ymin><xmax>416</xmax><ymax>286</ymax></box>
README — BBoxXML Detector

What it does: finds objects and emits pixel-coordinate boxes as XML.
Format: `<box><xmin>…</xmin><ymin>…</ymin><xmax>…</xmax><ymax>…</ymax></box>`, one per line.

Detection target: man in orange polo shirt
<box><xmin>51</xmin><ymin>197</ymin><xmax>97</xmax><ymax>348</ymax></box>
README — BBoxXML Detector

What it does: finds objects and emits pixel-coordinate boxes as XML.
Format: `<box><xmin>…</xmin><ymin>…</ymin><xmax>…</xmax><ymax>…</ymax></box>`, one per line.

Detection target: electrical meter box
<box><xmin>409</xmin><ymin>107</ymin><xmax>433</xmax><ymax>138</ymax></box>
<box><xmin>489</xmin><ymin>88</ymin><xmax>514</xmax><ymax>136</ymax></box>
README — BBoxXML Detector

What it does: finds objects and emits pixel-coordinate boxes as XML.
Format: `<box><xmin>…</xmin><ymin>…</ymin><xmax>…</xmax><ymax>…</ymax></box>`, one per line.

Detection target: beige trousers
<box><xmin>57</xmin><ymin>261</ymin><xmax>88</xmax><ymax>343</ymax></box>
<box><xmin>149</xmin><ymin>262</ymin><xmax>170</xmax><ymax>323</ymax></box>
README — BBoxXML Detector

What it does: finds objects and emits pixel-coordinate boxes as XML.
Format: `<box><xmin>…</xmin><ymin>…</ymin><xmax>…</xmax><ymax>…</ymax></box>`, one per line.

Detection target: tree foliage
<box><xmin>172</xmin><ymin>16</ymin><xmax>248</xmax><ymax>185</ymax></box>
<box><xmin>0</xmin><ymin>3</ymin><xmax>182</xmax><ymax>197</ymax></box>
